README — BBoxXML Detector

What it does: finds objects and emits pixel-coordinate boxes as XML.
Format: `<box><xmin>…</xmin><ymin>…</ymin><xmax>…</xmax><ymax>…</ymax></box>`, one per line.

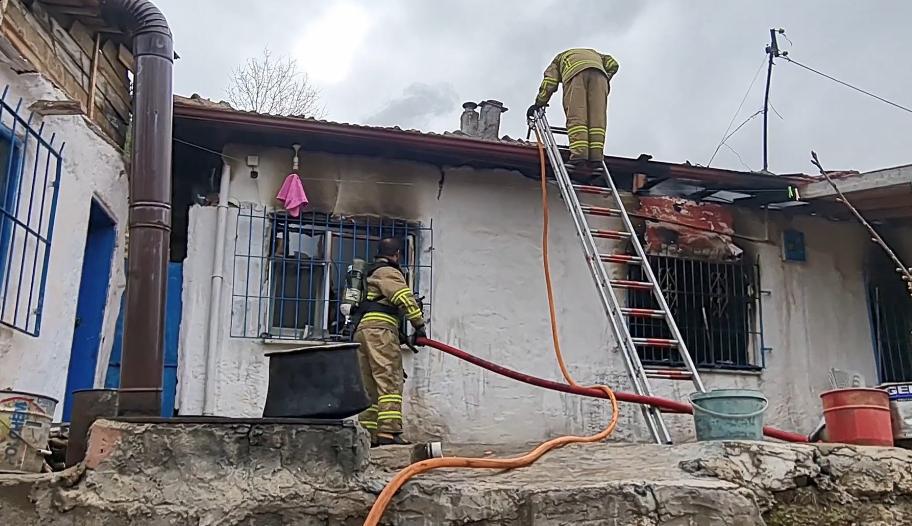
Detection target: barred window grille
<box><xmin>868</xmin><ymin>253</ymin><xmax>912</xmax><ymax>383</ymax></box>
<box><xmin>231</xmin><ymin>205</ymin><xmax>432</xmax><ymax>341</ymax></box>
<box><xmin>627</xmin><ymin>256</ymin><xmax>761</xmax><ymax>370</ymax></box>
<box><xmin>0</xmin><ymin>86</ymin><xmax>64</xmax><ymax>336</ymax></box>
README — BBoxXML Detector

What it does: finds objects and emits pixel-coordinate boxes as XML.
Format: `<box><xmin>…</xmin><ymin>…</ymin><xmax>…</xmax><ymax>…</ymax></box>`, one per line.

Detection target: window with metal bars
<box><xmin>627</xmin><ymin>255</ymin><xmax>761</xmax><ymax>371</ymax></box>
<box><xmin>230</xmin><ymin>205</ymin><xmax>432</xmax><ymax>341</ymax></box>
<box><xmin>0</xmin><ymin>86</ymin><xmax>64</xmax><ymax>336</ymax></box>
<box><xmin>868</xmin><ymin>255</ymin><xmax>912</xmax><ymax>383</ymax></box>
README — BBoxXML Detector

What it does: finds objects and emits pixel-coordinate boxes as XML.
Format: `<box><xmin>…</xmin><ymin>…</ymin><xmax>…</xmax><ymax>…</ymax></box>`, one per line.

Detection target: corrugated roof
<box><xmin>173</xmin><ymin>95</ymin><xmax>812</xmax><ymax>194</ymax></box>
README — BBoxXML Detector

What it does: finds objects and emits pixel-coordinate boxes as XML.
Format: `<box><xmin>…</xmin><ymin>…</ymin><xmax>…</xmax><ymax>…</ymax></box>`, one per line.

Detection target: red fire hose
<box><xmin>418</xmin><ymin>337</ymin><xmax>808</xmax><ymax>443</ymax></box>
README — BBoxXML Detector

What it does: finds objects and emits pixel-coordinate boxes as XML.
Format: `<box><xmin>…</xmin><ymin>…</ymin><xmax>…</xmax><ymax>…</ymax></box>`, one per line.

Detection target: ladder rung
<box><xmin>621</xmin><ymin>307</ymin><xmax>666</xmax><ymax>318</ymax></box>
<box><xmin>551</xmin><ymin>126</ymin><xmax>568</xmax><ymax>135</ymax></box>
<box><xmin>573</xmin><ymin>184</ymin><xmax>612</xmax><ymax>196</ymax></box>
<box><xmin>633</xmin><ymin>338</ymin><xmax>679</xmax><ymax>348</ymax></box>
<box><xmin>599</xmin><ymin>254</ymin><xmax>642</xmax><ymax>264</ymax></box>
<box><xmin>590</xmin><ymin>229</ymin><xmax>631</xmax><ymax>240</ymax></box>
<box><xmin>610</xmin><ymin>279</ymin><xmax>653</xmax><ymax>290</ymax></box>
<box><xmin>581</xmin><ymin>205</ymin><xmax>621</xmax><ymax>217</ymax></box>
<box><xmin>644</xmin><ymin>368</ymin><xmax>694</xmax><ymax>381</ymax></box>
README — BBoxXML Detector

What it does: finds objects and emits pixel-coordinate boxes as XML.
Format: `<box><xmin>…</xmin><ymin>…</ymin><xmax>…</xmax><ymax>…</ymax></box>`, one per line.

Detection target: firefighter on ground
<box><xmin>528</xmin><ymin>48</ymin><xmax>619</xmax><ymax>176</ymax></box>
<box><xmin>353</xmin><ymin>237</ymin><xmax>426</xmax><ymax>447</ymax></box>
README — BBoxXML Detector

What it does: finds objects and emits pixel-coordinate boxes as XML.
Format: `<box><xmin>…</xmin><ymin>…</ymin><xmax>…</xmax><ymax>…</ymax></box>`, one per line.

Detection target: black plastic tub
<box><xmin>263</xmin><ymin>343</ymin><xmax>371</xmax><ymax>419</ymax></box>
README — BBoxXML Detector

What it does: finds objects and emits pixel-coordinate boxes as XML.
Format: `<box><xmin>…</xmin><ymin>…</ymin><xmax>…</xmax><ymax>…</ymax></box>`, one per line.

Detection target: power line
<box><xmin>707</xmin><ymin>108</ymin><xmax>764</xmax><ymax>168</ymax></box>
<box><xmin>707</xmin><ymin>57</ymin><xmax>768</xmax><ymax>167</ymax></box>
<box><xmin>768</xmin><ymin>101</ymin><xmax>784</xmax><ymax>121</ymax></box>
<box><xmin>721</xmin><ymin>143</ymin><xmax>752</xmax><ymax>172</ymax></box>
<box><xmin>174</xmin><ymin>137</ymin><xmax>244</xmax><ymax>162</ymax></box>
<box><xmin>782</xmin><ymin>55</ymin><xmax>912</xmax><ymax>115</ymax></box>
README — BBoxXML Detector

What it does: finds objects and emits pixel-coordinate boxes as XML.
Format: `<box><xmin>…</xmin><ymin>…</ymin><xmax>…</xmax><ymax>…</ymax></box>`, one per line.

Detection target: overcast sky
<box><xmin>155</xmin><ymin>0</ymin><xmax>912</xmax><ymax>174</ymax></box>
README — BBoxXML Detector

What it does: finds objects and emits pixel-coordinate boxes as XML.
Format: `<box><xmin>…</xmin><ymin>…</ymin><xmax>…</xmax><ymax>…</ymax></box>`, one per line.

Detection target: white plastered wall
<box><xmin>0</xmin><ymin>64</ymin><xmax>128</xmax><ymax>420</ymax></box>
<box><xmin>177</xmin><ymin>143</ymin><xmax>904</xmax><ymax>443</ymax></box>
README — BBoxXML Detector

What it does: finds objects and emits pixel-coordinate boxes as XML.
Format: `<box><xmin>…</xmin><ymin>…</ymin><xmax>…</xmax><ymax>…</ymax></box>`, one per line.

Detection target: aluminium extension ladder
<box><xmin>530</xmin><ymin>110</ymin><xmax>707</xmax><ymax>444</ymax></box>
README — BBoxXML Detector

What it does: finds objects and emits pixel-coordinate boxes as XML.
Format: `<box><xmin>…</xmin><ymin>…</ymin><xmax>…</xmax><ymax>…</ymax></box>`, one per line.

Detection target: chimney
<box><xmin>460</xmin><ymin>101</ymin><xmax>479</xmax><ymax>136</ymax></box>
<box><xmin>479</xmin><ymin>100</ymin><xmax>508</xmax><ymax>140</ymax></box>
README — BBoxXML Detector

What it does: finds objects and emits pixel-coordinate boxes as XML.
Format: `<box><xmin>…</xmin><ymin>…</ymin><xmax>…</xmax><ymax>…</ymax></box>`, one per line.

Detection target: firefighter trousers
<box><xmin>562</xmin><ymin>69</ymin><xmax>609</xmax><ymax>162</ymax></box>
<box><xmin>355</xmin><ymin>326</ymin><xmax>404</xmax><ymax>435</ymax></box>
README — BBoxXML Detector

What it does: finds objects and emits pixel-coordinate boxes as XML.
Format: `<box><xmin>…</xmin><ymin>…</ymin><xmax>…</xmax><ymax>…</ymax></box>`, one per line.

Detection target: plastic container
<box><xmin>263</xmin><ymin>343</ymin><xmax>371</xmax><ymax>419</ymax></box>
<box><xmin>691</xmin><ymin>389</ymin><xmax>768</xmax><ymax>441</ymax></box>
<box><xmin>879</xmin><ymin>383</ymin><xmax>912</xmax><ymax>448</ymax></box>
<box><xmin>820</xmin><ymin>388</ymin><xmax>893</xmax><ymax>447</ymax></box>
<box><xmin>0</xmin><ymin>390</ymin><xmax>58</xmax><ymax>473</ymax></box>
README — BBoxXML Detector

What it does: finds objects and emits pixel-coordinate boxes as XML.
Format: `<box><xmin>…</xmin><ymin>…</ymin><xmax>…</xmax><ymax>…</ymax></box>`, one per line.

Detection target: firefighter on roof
<box><xmin>351</xmin><ymin>237</ymin><xmax>426</xmax><ymax>447</ymax></box>
<box><xmin>528</xmin><ymin>48</ymin><xmax>619</xmax><ymax>175</ymax></box>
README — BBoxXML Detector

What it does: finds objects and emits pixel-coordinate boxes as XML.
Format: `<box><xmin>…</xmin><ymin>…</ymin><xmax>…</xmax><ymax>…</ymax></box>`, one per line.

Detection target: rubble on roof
<box><xmin>182</xmin><ymin>94</ymin><xmax>234</xmax><ymax>110</ymax></box>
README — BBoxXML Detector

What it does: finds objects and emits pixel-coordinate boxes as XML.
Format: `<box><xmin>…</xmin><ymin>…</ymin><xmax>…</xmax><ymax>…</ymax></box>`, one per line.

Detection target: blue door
<box><xmin>62</xmin><ymin>200</ymin><xmax>116</xmax><ymax>421</ymax></box>
<box><xmin>105</xmin><ymin>262</ymin><xmax>182</xmax><ymax>416</ymax></box>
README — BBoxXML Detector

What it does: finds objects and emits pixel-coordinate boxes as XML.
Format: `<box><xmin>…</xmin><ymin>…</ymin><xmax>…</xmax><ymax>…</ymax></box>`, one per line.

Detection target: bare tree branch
<box><xmin>226</xmin><ymin>47</ymin><xmax>325</xmax><ymax>118</ymax></box>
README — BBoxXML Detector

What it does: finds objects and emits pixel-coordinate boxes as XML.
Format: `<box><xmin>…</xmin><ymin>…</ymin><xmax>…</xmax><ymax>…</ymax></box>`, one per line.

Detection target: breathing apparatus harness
<box><xmin>342</xmin><ymin>257</ymin><xmax>424</xmax><ymax>350</ymax></box>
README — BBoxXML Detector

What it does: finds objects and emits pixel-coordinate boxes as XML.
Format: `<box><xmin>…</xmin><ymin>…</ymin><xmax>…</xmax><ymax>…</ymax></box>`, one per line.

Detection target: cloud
<box><xmin>157</xmin><ymin>0</ymin><xmax>912</xmax><ymax>174</ymax></box>
<box><xmin>366</xmin><ymin>82</ymin><xmax>459</xmax><ymax>130</ymax></box>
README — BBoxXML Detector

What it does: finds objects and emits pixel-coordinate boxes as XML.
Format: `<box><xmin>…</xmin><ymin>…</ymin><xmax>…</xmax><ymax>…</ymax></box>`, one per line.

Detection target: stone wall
<box><xmin>1</xmin><ymin>420</ymin><xmax>911</xmax><ymax>525</ymax></box>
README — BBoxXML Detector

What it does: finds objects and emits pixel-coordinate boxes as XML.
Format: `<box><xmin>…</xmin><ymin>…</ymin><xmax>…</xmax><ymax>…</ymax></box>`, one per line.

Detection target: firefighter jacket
<box><xmin>358</xmin><ymin>258</ymin><xmax>426</xmax><ymax>331</ymax></box>
<box><xmin>535</xmin><ymin>48</ymin><xmax>619</xmax><ymax>106</ymax></box>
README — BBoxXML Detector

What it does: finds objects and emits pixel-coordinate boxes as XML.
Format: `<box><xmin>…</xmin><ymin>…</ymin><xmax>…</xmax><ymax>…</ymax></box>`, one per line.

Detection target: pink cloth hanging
<box><xmin>276</xmin><ymin>172</ymin><xmax>309</xmax><ymax>217</ymax></box>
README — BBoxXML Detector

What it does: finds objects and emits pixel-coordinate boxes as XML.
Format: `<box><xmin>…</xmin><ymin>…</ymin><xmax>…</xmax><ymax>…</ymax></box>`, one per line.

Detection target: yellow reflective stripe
<box><xmin>361</xmin><ymin>312</ymin><xmax>399</xmax><ymax>325</ymax></box>
<box><xmin>377</xmin><ymin>411</ymin><xmax>402</xmax><ymax>420</ymax></box>
<box><xmin>603</xmin><ymin>56</ymin><xmax>619</xmax><ymax>72</ymax></box>
<box><xmin>366</xmin><ymin>292</ymin><xmax>381</xmax><ymax>300</ymax></box>
<box><xmin>589</xmin><ymin>128</ymin><xmax>606</xmax><ymax>135</ymax></box>
<box><xmin>541</xmin><ymin>77</ymin><xmax>558</xmax><ymax>85</ymax></box>
<box><xmin>566</xmin><ymin>59</ymin><xmax>602</xmax><ymax>68</ymax></box>
<box><xmin>390</xmin><ymin>288</ymin><xmax>412</xmax><ymax>304</ymax></box>
<box><xmin>378</xmin><ymin>394</ymin><xmax>402</xmax><ymax>402</ymax></box>
<box><xmin>364</xmin><ymin>405</ymin><xmax>378</xmax><ymax>412</ymax></box>
<box><xmin>563</xmin><ymin>59</ymin><xmax>604</xmax><ymax>78</ymax></box>
<box><xmin>406</xmin><ymin>311</ymin><xmax>422</xmax><ymax>321</ymax></box>
<box><xmin>361</xmin><ymin>421</ymin><xmax>377</xmax><ymax>429</ymax></box>
<box><xmin>569</xmin><ymin>140</ymin><xmax>589</xmax><ymax>148</ymax></box>
<box><xmin>566</xmin><ymin>125</ymin><xmax>588</xmax><ymax>134</ymax></box>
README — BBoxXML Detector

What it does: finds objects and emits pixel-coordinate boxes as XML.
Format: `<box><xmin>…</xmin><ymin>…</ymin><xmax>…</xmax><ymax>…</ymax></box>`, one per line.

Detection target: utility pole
<box><xmin>762</xmin><ymin>28</ymin><xmax>782</xmax><ymax>173</ymax></box>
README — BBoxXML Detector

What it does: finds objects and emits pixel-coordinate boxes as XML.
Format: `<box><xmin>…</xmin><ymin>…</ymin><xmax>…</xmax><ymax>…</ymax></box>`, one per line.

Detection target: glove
<box><xmin>408</xmin><ymin>325</ymin><xmax>427</xmax><ymax>348</ymax></box>
<box><xmin>526</xmin><ymin>103</ymin><xmax>542</xmax><ymax>119</ymax></box>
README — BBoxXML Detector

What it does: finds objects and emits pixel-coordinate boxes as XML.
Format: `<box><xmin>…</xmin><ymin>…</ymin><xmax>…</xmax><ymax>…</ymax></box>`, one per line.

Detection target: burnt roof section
<box><xmin>173</xmin><ymin>95</ymin><xmax>811</xmax><ymax>197</ymax></box>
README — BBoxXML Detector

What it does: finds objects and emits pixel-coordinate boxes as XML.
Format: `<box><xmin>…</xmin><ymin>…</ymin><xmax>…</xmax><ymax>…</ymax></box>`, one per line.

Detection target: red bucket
<box><xmin>820</xmin><ymin>388</ymin><xmax>893</xmax><ymax>447</ymax></box>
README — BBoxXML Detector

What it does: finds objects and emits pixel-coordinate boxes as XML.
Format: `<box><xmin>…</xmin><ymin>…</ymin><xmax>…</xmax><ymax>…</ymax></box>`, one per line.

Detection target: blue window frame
<box><xmin>0</xmin><ymin>122</ymin><xmax>23</xmax><ymax>286</ymax></box>
<box><xmin>0</xmin><ymin>85</ymin><xmax>65</xmax><ymax>336</ymax></box>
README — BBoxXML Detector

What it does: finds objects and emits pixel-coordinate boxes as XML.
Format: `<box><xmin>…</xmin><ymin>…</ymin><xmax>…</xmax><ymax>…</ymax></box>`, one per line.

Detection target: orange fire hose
<box><xmin>362</xmin><ymin>130</ymin><xmax>620</xmax><ymax>525</ymax></box>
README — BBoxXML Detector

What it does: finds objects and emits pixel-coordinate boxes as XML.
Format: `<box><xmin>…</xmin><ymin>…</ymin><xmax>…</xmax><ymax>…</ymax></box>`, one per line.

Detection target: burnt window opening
<box><xmin>230</xmin><ymin>205</ymin><xmax>432</xmax><ymax>342</ymax></box>
<box><xmin>868</xmin><ymin>252</ymin><xmax>912</xmax><ymax>383</ymax></box>
<box><xmin>627</xmin><ymin>256</ymin><xmax>761</xmax><ymax>371</ymax></box>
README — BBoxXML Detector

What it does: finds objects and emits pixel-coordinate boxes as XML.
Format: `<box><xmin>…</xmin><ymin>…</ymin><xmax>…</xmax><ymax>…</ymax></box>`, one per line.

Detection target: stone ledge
<box><xmin>1</xmin><ymin>421</ymin><xmax>911</xmax><ymax>525</ymax></box>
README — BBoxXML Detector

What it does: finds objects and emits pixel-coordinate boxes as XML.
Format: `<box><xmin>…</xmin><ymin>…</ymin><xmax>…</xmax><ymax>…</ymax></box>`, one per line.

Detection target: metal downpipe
<box><xmin>100</xmin><ymin>0</ymin><xmax>174</xmax><ymax>416</ymax></box>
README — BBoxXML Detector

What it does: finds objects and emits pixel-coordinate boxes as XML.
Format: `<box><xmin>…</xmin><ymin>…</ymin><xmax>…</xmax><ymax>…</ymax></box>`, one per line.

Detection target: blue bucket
<box><xmin>690</xmin><ymin>389</ymin><xmax>768</xmax><ymax>441</ymax></box>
